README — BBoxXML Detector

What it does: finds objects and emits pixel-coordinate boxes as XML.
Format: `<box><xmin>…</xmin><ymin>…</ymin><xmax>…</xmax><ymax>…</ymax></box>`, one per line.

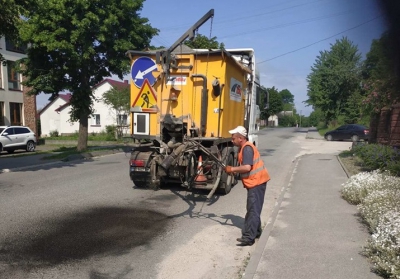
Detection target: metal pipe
<box><xmin>192</xmin><ymin>74</ymin><xmax>208</xmax><ymax>137</ymax></box>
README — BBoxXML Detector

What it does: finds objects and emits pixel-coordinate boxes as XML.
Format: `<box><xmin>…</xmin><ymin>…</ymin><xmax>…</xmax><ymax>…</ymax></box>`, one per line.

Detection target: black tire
<box><xmin>132</xmin><ymin>180</ymin><xmax>150</xmax><ymax>188</ymax></box>
<box><xmin>351</xmin><ymin>135</ymin><xmax>359</xmax><ymax>142</ymax></box>
<box><xmin>217</xmin><ymin>148</ymin><xmax>234</xmax><ymax>195</ymax></box>
<box><xmin>26</xmin><ymin>141</ymin><xmax>35</xmax><ymax>152</ymax></box>
<box><xmin>326</xmin><ymin>134</ymin><xmax>333</xmax><ymax>141</ymax></box>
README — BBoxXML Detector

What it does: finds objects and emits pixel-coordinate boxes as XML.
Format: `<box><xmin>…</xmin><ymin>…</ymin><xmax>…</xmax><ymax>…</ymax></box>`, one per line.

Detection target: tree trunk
<box><xmin>77</xmin><ymin>113</ymin><xmax>89</xmax><ymax>151</ymax></box>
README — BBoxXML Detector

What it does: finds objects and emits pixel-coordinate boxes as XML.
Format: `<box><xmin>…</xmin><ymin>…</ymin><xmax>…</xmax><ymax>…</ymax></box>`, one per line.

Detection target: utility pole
<box><xmin>300</xmin><ymin>110</ymin><xmax>302</xmax><ymax>127</ymax></box>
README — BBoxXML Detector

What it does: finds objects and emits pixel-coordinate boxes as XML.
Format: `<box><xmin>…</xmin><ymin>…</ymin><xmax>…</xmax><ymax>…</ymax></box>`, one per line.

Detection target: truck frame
<box><xmin>126</xmin><ymin>10</ymin><xmax>262</xmax><ymax>197</ymax></box>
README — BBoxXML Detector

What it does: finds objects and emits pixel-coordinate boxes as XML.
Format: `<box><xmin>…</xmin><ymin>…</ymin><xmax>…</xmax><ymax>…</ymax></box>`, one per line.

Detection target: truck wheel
<box><xmin>218</xmin><ymin>148</ymin><xmax>234</xmax><ymax>195</ymax></box>
<box><xmin>132</xmin><ymin>180</ymin><xmax>150</xmax><ymax>188</ymax></box>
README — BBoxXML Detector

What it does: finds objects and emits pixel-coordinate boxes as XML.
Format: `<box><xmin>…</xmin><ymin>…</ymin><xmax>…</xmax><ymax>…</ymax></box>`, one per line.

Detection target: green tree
<box><xmin>279</xmin><ymin>89</ymin><xmax>295</xmax><ymax>112</ymax></box>
<box><xmin>261</xmin><ymin>86</ymin><xmax>283</xmax><ymax>121</ymax></box>
<box><xmin>362</xmin><ymin>32</ymin><xmax>400</xmax><ymax>114</ymax></box>
<box><xmin>306</xmin><ymin>37</ymin><xmax>362</xmax><ymax>124</ymax></box>
<box><xmin>279</xmin><ymin>89</ymin><xmax>294</xmax><ymax>104</ymax></box>
<box><xmin>308</xmin><ymin>108</ymin><xmax>325</xmax><ymax>127</ymax></box>
<box><xmin>102</xmin><ymin>85</ymin><xmax>130</xmax><ymax>137</ymax></box>
<box><xmin>184</xmin><ymin>34</ymin><xmax>224</xmax><ymax>49</ymax></box>
<box><xmin>17</xmin><ymin>0</ymin><xmax>158</xmax><ymax>151</ymax></box>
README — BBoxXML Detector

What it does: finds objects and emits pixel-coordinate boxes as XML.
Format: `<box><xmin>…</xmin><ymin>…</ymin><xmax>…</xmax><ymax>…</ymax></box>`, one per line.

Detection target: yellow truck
<box><xmin>126</xmin><ymin>10</ymin><xmax>264</xmax><ymax>196</ymax></box>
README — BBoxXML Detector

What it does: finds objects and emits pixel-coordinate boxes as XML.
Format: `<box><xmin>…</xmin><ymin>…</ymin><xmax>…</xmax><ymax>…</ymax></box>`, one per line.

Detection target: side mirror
<box><xmin>2</xmin><ymin>132</ymin><xmax>8</xmax><ymax>136</ymax></box>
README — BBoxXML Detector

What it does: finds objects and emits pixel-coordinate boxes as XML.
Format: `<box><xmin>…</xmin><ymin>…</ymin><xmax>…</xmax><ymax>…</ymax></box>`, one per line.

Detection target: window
<box><xmin>4</xmin><ymin>128</ymin><xmax>15</xmax><ymax>135</ymax></box>
<box><xmin>92</xmin><ymin>114</ymin><xmax>101</xmax><ymax>125</ymax></box>
<box><xmin>5</xmin><ymin>38</ymin><xmax>27</xmax><ymax>53</ymax></box>
<box><xmin>117</xmin><ymin>114</ymin><xmax>128</xmax><ymax>125</ymax></box>
<box><xmin>9</xmin><ymin>102</ymin><xmax>22</xmax><ymax>126</ymax></box>
<box><xmin>15</xmin><ymin>127</ymin><xmax>30</xmax><ymax>134</ymax></box>
<box><xmin>0</xmin><ymin>102</ymin><xmax>4</xmax><ymax>125</ymax></box>
<box><xmin>7</xmin><ymin>61</ymin><xmax>21</xmax><ymax>90</ymax></box>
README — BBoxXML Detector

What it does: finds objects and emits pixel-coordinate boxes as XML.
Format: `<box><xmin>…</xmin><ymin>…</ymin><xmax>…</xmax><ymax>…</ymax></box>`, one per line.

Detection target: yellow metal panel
<box><xmin>129</xmin><ymin>52</ymin><xmax>248</xmax><ymax>138</ymax></box>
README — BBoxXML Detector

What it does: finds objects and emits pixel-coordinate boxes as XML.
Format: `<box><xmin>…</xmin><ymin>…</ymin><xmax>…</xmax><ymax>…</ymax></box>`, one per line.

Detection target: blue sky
<box><xmin>37</xmin><ymin>0</ymin><xmax>387</xmax><ymax>116</ymax></box>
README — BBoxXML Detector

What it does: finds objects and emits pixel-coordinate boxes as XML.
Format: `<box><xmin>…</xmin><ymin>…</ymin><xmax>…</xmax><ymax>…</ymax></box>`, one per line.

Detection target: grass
<box><xmin>338</xmin><ymin>150</ymin><xmax>373</xmax><ymax>176</ymax></box>
<box><xmin>42</xmin><ymin>146</ymin><xmax>123</xmax><ymax>160</ymax></box>
<box><xmin>42</xmin><ymin>147</ymin><xmax>82</xmax><ymax>160</ymax></box>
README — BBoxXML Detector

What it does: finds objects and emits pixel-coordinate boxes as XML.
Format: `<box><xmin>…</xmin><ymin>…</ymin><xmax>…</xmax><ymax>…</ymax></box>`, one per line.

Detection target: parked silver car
<box><xmin>0</xmin><ymin>126</ymin><xmax>37</xmax><ymax>154</ymax></box>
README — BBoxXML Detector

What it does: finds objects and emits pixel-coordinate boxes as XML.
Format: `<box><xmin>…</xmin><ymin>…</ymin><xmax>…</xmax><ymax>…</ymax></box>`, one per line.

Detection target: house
<box><xmin>0</xmin><ymin>36</ymin><xmax>37</xmax><ymax>133</ymax></box>
<box><xmin>39</xmin><ymin>79</ymin><xmax>130</xmax><ymax>136</ymax></box>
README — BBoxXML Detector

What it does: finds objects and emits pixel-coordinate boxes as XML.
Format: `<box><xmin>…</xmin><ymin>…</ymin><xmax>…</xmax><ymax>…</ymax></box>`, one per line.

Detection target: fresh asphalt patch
<box><xmin>0</xmin><ymin>206</ymin><xmax>170</xmax><ymax>268</ymax></box>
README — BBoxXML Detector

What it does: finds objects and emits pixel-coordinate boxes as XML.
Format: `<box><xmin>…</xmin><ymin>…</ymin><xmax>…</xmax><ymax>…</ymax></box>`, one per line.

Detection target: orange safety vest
<box><xmin>238</xmin><ymin>141</ymin><xmax>271</xmax><ymax>188</ymax></box>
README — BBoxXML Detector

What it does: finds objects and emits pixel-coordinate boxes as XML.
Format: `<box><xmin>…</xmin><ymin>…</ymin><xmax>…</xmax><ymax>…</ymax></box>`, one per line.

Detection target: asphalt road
<box><xmin>0</xmin><ymin>128</ymin><xmax>352</xmax><ymax>279</ymax></box>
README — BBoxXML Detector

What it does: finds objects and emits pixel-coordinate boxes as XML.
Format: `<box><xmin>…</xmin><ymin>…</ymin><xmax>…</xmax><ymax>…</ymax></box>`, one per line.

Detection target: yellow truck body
<box><xmin>129</xmin><ymin>50</ymin><xmax>251</xmax><ymax>139</ymax></box>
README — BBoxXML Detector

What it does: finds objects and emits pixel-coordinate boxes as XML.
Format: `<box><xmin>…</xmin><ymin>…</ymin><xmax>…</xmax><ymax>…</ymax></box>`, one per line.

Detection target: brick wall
<box><xmin>23</xmin><ymin>84</ymin><xmax>37</xmax><ymax>135</ymax></box>
<box><xmin>376</xmin><ymin>103</ymin><xmax>400</xmax><ymax>147</ymax></box>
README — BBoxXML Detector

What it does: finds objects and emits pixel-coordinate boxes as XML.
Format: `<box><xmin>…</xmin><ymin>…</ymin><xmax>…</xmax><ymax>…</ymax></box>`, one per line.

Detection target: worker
<box><xmin>224</xmin><ymin>125</ymin><xmax>271</xmax><ymax>246</ymax></box>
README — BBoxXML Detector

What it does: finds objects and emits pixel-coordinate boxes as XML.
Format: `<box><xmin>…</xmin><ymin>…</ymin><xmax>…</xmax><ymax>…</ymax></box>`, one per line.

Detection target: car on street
<box><xmin>324</xmin><ymin>124</ymin><xmax>369</xmax><ymax>142</ymax></box>
<box><xmin>0</xmin><ymin>126</ymin><xmax>37</xmax><ymax>154</ymax></box>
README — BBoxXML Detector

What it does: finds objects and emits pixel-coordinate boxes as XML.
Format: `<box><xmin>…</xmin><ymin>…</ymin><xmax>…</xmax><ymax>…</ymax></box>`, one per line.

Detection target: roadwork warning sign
<box><xmin>131</xmin><ymin>78</ymin><xmax>158</xmax><ymax>112</ymax></box>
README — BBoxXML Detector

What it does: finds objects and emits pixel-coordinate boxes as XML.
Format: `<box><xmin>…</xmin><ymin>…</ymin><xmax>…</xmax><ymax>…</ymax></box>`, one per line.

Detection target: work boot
<box><xmin>236</xmin><ymin>240</ymin><xmax>255</xmax><ymax>246</ymax></box>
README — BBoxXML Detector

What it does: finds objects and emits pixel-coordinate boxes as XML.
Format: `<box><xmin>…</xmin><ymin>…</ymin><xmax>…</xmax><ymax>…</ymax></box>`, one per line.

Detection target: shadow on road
<box><xmin>0</xmin><ymin>206</ymin><xmax>170</xmax><ymax>268</ymax></box>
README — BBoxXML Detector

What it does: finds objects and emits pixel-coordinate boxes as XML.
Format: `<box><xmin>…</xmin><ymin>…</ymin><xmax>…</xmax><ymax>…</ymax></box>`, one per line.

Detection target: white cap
<box><xmin>229</xmin><ymin>126</ymin><xmax>247</xmax><ymax>137</ymax></box>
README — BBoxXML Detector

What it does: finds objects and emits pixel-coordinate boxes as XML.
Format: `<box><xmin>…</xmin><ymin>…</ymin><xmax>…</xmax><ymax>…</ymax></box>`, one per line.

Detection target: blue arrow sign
<box><xmin>131</xmin><ymin>57</ymin><xmax>157</xmax><ymax>88</ymax></box>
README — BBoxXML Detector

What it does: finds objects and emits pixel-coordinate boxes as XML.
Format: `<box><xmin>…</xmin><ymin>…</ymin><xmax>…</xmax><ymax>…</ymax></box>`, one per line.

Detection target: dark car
<box><xmin>324</xmin><ymin>124</ymin><xmax>369</xmax><ymax>142</ymax></box>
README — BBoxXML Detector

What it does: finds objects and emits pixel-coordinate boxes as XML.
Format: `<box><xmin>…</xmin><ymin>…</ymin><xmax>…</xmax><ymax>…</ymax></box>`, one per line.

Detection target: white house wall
<box><xmin>91</xmin><ymin>83</ymin><xmax>115</xmax><ymax>133</ymax></box>
<box><xmin>40</xmin><ymin>81</ymin><xmax>130</xmax><ymax>136</ymax></box>
<box><xmin>40</xmin><ymin>98</ymin><xmax>65</xmax><ymax>136</ymax></box>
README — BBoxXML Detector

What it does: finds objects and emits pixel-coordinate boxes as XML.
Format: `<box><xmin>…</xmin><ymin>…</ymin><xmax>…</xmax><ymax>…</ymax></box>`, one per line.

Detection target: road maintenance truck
<box><xmin>126</xmin><ymin>9</ymin><xmax>265</xmax><ymax>197</ymax></box>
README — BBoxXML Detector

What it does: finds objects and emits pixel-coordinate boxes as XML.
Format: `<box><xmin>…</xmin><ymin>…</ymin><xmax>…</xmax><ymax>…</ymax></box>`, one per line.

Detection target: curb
<box><xmin>0</xmin><ymin>149</ymin><xmax>126</xmax><ymax>173</ymax></box>
<box><xmin>336</xmin><ymin>155</ymin><xmax>351</xmax><ymax>178</ymax></box>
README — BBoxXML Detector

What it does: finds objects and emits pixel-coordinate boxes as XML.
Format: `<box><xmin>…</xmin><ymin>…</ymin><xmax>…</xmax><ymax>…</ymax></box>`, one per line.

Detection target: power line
<box><xmin>257</xmin><ymin>15</ymin><xmax>383</xmax><ymax>64</ymax></box>
<box><xmin>219</xmin><ymin>10</ymin><xmax>353</xmax><ymax>40</ymax></box>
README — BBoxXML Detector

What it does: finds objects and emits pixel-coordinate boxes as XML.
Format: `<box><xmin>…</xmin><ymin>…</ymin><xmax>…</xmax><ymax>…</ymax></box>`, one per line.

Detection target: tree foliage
<box><xmin>306</xmin><ymin>37</ymin><xmax>362</xmax><ymax>124</ymax></box>
<box><xmin>184</xmin><ymin>34</ymin><xmax>225</xmax><ymax>49</ymax></box>
<box><xmin>279</xmin><ymin>89</ymin><xmax>294</xmax><ymax>104</ymax></box>
<box><xmin>102</xmin><ymin>85</ymin><xmax>130</xmax><ymax>138</ymax></box>
<box><xmin>261</xmin><ymin>86</ymin><xmax>283</xmax><ymax>120</ymax></box>
<box><xmin>17</xmin><ymin>0</ymin><xmax>158</xmax><ymax>151</ymax></box>
<box><xmin>362</xmin><ymin>31</ymin><xmax>400</xmax><ymax>114</ymax></box>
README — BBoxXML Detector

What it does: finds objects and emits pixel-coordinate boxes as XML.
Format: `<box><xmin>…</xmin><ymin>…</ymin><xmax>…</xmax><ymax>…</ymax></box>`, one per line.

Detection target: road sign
<box><xmin>131</xmin><ymin>79</ymin><xmax>158</xmax><ymax>112</ymax></box>
<box><xmin>131</xmin><ymin>57</ymin><xmax>157</xmax><ymax>88</ymax></box>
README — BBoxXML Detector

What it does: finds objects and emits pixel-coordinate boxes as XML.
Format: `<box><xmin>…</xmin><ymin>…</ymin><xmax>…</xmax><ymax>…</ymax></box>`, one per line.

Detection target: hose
<box><xmin>206</xmin><ymin>165</ymin><xmax>222</xmax><ymax>200</ymax></box>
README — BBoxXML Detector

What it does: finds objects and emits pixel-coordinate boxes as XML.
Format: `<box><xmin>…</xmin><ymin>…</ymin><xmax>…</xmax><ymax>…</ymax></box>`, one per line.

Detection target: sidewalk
<box><xmin>243</xmin><ymin>153</ymin><xmax>379</xmax><ymax>279</ymax></box>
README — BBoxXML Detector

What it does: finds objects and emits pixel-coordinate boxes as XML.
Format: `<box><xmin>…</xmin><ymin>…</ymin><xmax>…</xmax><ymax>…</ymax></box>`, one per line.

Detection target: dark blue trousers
<box><xmin>242</xmin><ymin>182</ymin><xmax>267</xmax><ymax>242</ymax></box>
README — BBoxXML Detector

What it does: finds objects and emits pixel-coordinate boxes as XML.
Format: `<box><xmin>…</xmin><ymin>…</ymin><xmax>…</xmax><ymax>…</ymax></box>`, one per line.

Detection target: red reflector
<box><xmin>364</xmin><ymin>130</ymin><xmax>369</xmax><ymax>135</ymax></box>
<box><xmin>130</xmin><ymin>160</ymin><xmax>145</xmax><ymax>167</ymax></box>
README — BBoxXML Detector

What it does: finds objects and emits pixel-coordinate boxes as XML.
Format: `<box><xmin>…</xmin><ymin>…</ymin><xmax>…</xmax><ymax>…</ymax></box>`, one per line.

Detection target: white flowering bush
<box><xmin>363</xmin><ymin>211</ymin><xmax>400</xmax><ymax>278</ymax></box>
<box><xmin>342</xmin><ymin>170</ymin><xmax>400</xmax><ymax>278</ymax></box>
<box><xmin>358</xmin><ymin>189</ymin><xmax>400</xmax><ymax>233</ymax></box>
<box><xmin>341</xmin><ymin>170</ymin><xmax>392</xmax><ymax>205</ymax></box>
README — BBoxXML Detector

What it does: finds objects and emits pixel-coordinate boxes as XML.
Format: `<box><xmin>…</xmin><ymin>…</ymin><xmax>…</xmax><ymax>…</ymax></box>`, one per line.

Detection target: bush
<box><xmin>341</xmin><ymin>170</ymin><xmax>392</xmax><ymax>204</ymax></box>
<box><xmin>358</xmin><ymin>186</ymin><xmax>400</xmax><ymax>232</ymax></box>
<box><xmin>364</xmin><ymin>211</ymin><xmax>400</xmax><ymax>278</ymax></box>
<box><xmin>353</xmin><ymin>144</ymin><xmax>400</xmax><ymax>175</ymax></box>
<box><xmin>49</xmin><ymin>130</ymin><xmax>59</xmax><ymax>137</ymax></box>
<box><xmin>342</xmin><ymin>171</ymin><xmax>400</xmax><ymax>278</ymax></box>
<box><xmin>104</xmin><ymin>125</ymin><xmax>117</xmax><ymax>141</ymax></box>
<box><xmin>278</xmin><ymin>115</ymin><xmax>296</xmax><ymax>127</ymax></box>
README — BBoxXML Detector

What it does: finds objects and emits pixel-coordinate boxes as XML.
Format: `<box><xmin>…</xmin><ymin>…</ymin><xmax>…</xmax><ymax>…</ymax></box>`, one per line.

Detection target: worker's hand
<box><xmin>224</xmin><ymin>166</ymin><xmax>233</xmax><ymax>174</ymax></box>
